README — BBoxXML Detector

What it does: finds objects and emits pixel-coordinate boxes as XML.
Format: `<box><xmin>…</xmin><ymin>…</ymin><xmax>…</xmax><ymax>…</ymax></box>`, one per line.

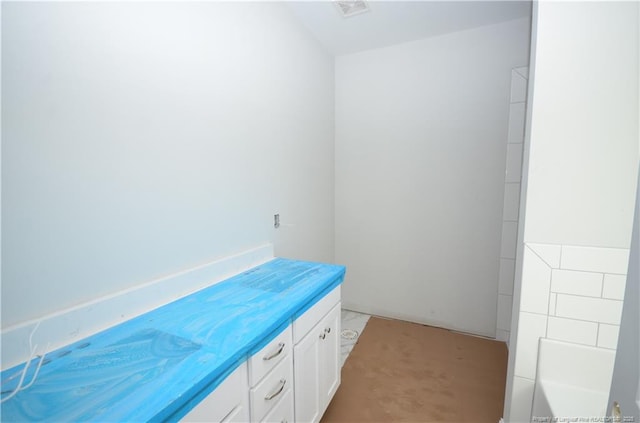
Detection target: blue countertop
<box><xmin>1</xmin><ymin>258</ymin><xmax>346</xmax><ymax>422</ymax></box>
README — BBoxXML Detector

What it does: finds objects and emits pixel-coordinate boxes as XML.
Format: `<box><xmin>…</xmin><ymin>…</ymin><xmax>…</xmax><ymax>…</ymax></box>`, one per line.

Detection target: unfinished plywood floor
<box><xmin>321</xmin><ymin>316</ymin><xmax>508</xmax><ymax>423</ymax></box>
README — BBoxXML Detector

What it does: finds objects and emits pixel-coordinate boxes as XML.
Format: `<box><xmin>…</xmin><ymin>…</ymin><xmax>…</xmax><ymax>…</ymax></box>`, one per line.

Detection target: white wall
<box><xmin>522</xmin><ymin>1</ymin><xmax>639</xmax><ymax>249</ymax></box>
<box><xmin>505</xmin><ymin>2</ymin><xmax>639</xmax><ymax>421</ymax></box>
<box><xmin>335</xmin><ymin>17</ymin><xmax>531</xmax><ymax>337</ymax></box>
<box><xmin>1</xmin><ymin>2</ymin><xmax>335</xmax><ymax>329</ymax></box>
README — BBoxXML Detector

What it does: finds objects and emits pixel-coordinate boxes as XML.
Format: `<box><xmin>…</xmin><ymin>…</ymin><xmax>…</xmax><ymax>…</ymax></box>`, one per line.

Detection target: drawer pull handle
<box><xmin>263</xmin><ymin>343</ymin><xmax>285</xmax><ymax>361</ymax></box>
<box><xmin>325</xmin><ymin>327</ymin><xmax>331</xmax><ymax>334</ymax></box>
<box><xmin>265</xmin><ymin>379</ymin><xmax>286</xmax><ymax>401</ymax></box>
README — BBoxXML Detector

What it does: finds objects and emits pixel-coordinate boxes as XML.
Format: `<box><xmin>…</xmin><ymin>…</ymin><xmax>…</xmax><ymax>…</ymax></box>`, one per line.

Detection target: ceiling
<box><xmin>287</xmin><ymin>1</ymin><xmax>532</xmax><ymax>56</ymax></box>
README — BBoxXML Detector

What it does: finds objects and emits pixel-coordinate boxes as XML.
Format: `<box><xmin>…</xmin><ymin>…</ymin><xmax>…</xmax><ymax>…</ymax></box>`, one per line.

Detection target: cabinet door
<box><xmin>182</xmin><ymin>363</ymin><xmax>250</xmax><ymax>423</ymax></box>
<box><xmin>293</xmin><ymin>326</ymin><xmax>322</xmax><ymax>423</ymax></box>
<box><xmin>319</xmin><ymin>303</ymin><xmax>341</xmax><ymax>412</ymax></box>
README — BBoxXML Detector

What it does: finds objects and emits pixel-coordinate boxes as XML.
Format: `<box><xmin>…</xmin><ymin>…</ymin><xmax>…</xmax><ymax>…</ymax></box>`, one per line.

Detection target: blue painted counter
<box><xmin>1</xmin><ymin>258</ymin><xmax>345</xmax><ymax>422</ymax></box>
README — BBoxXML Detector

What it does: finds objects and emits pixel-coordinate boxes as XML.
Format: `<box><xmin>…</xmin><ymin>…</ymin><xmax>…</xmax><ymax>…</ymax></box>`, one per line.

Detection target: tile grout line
<box><xmin>554</xmin><ymin>291</ymin><xmax>623</xmax><ymax>302</ymax></box>
<box><xmin>546</xmin><ymin>333</ymin><xmax>598</xmax><ymax>348</ymax></box>
<box><xmin>559</xmin><ymin>245</ymin><xmax>564</xmax><ymax>269</ymax></box>
<box><xmin>526</xmin><ymin>308</ymin><xmax>621</xmax><ymax>326</ymax></box>
<box><xmin>559</xmin><ymin>268</ymin><xmax>628</xmax><ymax>276</ymax></box>
<box><xmin>554</xmin><ymin>268</ymin><xmax>609</xmax><ymax>276</ymax></box>
<box><xmin>551</xmin><ymin>314</ymin><xmax>621</xmax><ymax>326</ymax></box>
<box><xmin>525</xmin><ymin>244</ymin><xmax>557</xmax><ymax>269</ymax></box>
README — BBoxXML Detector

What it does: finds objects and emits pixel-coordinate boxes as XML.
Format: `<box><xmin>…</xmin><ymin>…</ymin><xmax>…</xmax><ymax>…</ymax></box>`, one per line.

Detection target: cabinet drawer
<box><xmin>250</xmin><ymin>354</ymin><xmax>293</xmax><ymax>422</ymax></box>
<box><xmin>260</xmin><ymin>389</ymin><xmax>294</xmax><ymax>423</ymax></box>
<box><xmin>182</xmin><ymin>363</ymin><xmax>249</xmax><ymax>422</ymax></box>
<box><xmin>293</xmin><ymin>285</ymin><xmax>340</xmax><ymax>344</ymax></box>
<box><xmin>249</xmin><ymin>325</ymin><xmax>292</xmax><ymax>387</ymax></box>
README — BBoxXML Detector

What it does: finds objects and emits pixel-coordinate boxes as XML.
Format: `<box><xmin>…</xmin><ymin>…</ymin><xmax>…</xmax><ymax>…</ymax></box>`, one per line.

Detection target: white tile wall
<box><xmin>514</xmin><ymin>312</ymin><xmax>548</xmax><ymax>379</ymax></box>
<box><xmin>513</xmin><ymin>66</ymin><xmax>529</xmax><ymax>79</ymax></box>
<box><xmin>508</xmin><ymin>102</ymin><xmax>526</xmax><ymax>144</ymax></box>
<box><xmin>520</xmin><ymin>247</ymin><xmax>552</xmax><ymax>314</ymax></box>
<box><xmin>597</xmin><ymin>324</ymin><xmax>620</xmax><ymax>349</ymax></box>
<box><xmin>555</xmin><ymin>294</ymin><xmax>623</xmax><ymax>325</ymax></box>
<box><xmin>510</xmin><ymin>376</ymin><xmax>535</xmax><ymax>423</ymax></box>
<box><xmin>602</xmin><ymin>274</ymin><xmax>627</xmax><ymax>300</ymax></box>
<box><xmin>505</xmin><ymin>144</ymin><xmax>524</xmax><ymax>183</ymax></box>
<box><xmin>499</xmin><ymin>258</ymin><xmax>516</xmax><ymax>295</ymax></box>
<box><xmin>501</xmin><ymin>221</ymin><xmax>519</xmax><ymax>259</ymax></box>
<box><xmin>561</xmin><ymin>246</ymin><xmax>630</xmax><ymax>274</ymax></box>
<box><xmin>498</xmin><ymin>294</ymin><xmax>513</xmax><ymax>330</ymax></box>
<box><xmin>510</xmin><ymin>70</ymin><xmax>528</xmax><ymax>103</ymax></box>
<box><xmin>548</xmin><ymin>293</ymin><xmax>557</xmax><ymax>315</ymax></box>
<box><xmin>496</xmin><ymin>67</ymin><xmax>528</xmax><ymax>350</ymax></box>
<box><xmin>503</xmin><ymin>183</ymin><xmax>521</xmax><ymax>222</ymax></box>
<box><xmin>528</xmin><ymin>243</ymin><xmax>561</xmax><ymax>268</ymax></box>
<box><xmin>547</xmin><ymin>316</ymin><xmax>598</xmax><ymax>346</ymax></box>
<box><xmin>550</xmin><ymin>269</ymin><xmax>603</xmax><ymax>297</ymax></box>
<box><xmin>509</xmin><ymin>242</ymin><xmax>630</xmax><ymax>422</ymax></box>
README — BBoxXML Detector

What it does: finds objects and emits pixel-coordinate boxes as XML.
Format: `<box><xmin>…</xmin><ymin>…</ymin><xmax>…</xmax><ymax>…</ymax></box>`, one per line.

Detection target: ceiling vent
<box><xmin>334</xmin><ymin>0</ymin><xmax>370</xmax><ymax>18</ymax></box>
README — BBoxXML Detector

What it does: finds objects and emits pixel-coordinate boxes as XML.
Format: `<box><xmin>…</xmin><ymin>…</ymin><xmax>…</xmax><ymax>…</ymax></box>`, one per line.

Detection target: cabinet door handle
<box><xmin>324</xmin><ymin>327</ymin><xmax>331</xmax><ymax>334</ymax></box>
<box><xmin>264</xmin><ymin>379</ymin><xmax>286</xmax><ymax>401</ymax></box>
<box><xmin>263</xmin><ymin>343</ymin><xmax>285</xmax><ymax>361</ymax></box>
<box><xmin>319</xmin><ymin>333</ymin><xmax>326</xmax><ymax>340</ymax></box>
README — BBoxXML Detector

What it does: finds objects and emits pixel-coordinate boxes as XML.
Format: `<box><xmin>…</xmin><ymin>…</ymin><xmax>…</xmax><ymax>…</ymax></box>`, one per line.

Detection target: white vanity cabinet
<box><xmin>182</xmin><ymin>363</ymin><xmax>250</xmax><ymax>423</ymax></box>
<box><xmin>181</xmin><ymin>285</ymin><xmax>341</xmax><ymax>423</ymax></box>
<box><xmin>293</xmin><ymin>287</ymin><xmax>341</xmax><ymax>423</ymax></box>
<box><xmin>182</xmin><ymin>326</ymin><xmax>294</xmax><ymax>423</ymax></box>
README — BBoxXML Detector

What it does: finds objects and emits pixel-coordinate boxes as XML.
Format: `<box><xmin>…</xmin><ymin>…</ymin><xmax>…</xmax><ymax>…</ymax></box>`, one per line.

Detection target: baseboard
<box><xmin>1</xmin><ymin>244</ymin><xmax>274</xmax><ymax>370</ymax></box>
<box><xmin>341</xmin><ymin>300</ymin><xmax>497</xmax><ymax>340</ymax></box>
